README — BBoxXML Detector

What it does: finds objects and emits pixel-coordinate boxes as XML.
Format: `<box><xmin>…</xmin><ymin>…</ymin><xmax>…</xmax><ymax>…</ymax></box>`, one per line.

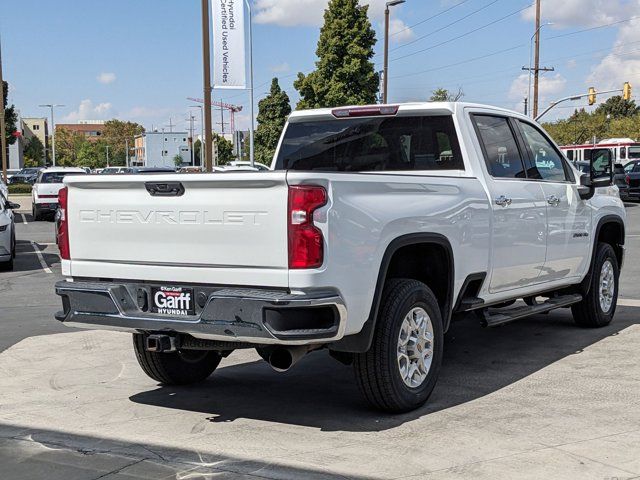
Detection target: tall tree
<box><xmin>23</xmin><ymin>136</ymin><xmax>44</xmax><ymax>165</ymax></box>
<box><xmin>54</xmin><ymin>127</ymin><xmax>86</xmax><ymax>166</ymax></box>
<box><xmin>294</xmin><ymin>0</ymin><xmax>378</xmax><ymax>109</ymax></box>
<box><xmin>213</xmin><ymin>133</ymin><xmax>234</xmax><ymax>165</ymax></box>
<box><xmin>101</xmin><ymin>119</ymin><xmax>145</xmax><ymax>165</ymax></box>
<box><xmin>429</xmin><ymin>87</ymin><xmax>464</xmax><ymax>102</ymax></box>
<box><xmin>2</xmin><ymin>80</ymin><xmax>18</xmax><ymax>149</ymax></box>
<box><xmin>594</xmin><ymin>95</ymin><xmax>640</xmax><ymax>119</ymax></box>
<box><xmin>193</xmin><ymin>139</ymin><xmax>202</xmax><ymax>166</ymax></box>
<box><xmin>255</xmin><ymin>78</ymin><xmax>291</xmax><ymax>165</ymax></box>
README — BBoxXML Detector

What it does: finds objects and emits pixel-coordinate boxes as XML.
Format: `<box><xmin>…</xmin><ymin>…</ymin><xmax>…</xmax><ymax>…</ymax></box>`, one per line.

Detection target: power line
<box><xmin>391</xmin><ymin>0</ymin><xmax>474</xmax><ymax>37</ymax></box>
<box><xmin>547</xmin><ymin>15</ymin><xmax>640</xmax><ymax>40</ymax></box>
<box><xmin>389</xmin><ymin>3</ymin><xmax>534</xmax><ymax>64</ymax></box>
<box><xmin>390</xmin><ymin>0</ymin><xmax>502</xmax><ymax>53</ymax></box>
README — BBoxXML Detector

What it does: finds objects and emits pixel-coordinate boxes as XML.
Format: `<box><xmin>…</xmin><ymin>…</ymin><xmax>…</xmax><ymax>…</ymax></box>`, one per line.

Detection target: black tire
<box><xmin>132</xmin><ymin>334</ymin><xmax>222</xmax><ymax>385</ymax></box>
<box><xmin>0</xmin><ymin>256</ymin><xmax>13</xmax><ymax>271</ymax></box>
<box><xmin>572</xmin><ymin>243</ymin><xmax>619</xmax><ymax>328</ymax></box>
<box><xmin>32</xmin><ymin>205</ymin><xmax>41</xmax><ymax>221</ymax></box>
<box><xmin>354</xmin><ymin>279</ymin><xmax>444</xmax><ymax>413</ymax></box>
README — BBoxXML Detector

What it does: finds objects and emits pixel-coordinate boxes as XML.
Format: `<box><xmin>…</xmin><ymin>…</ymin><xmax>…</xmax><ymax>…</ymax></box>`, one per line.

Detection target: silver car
<box><xmin>0</xmin><ymin>192</ymin><xmax>18</xmax><ymax>271</ymax></box>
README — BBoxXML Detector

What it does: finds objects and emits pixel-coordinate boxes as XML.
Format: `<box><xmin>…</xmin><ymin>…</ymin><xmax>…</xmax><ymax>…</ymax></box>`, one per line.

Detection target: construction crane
<box><xmin>187</xmin><ymin>97</ymin><xmax>243</xmax><ymax>135</ymax></box>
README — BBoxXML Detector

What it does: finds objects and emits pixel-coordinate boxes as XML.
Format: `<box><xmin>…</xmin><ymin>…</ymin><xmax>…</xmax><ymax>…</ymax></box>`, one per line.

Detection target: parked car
<box><xmin>32</xmin><ymin>167</ymin><xmax>87</xmax><ymax>221</ymax></box>
<box><xmin>8</xmin><ymin>167</ymin><xmax>44</xmax><ymax>185</ymax></box>
<box><xmin>100</xmin><ymin>167</ymin><xmax>127</xmax><ymax>175</ymax></box>
<box><xmin>0</xmin><ymin>192</ymin><xmax>19</xmax><ymax>271</ymax></box>
<box><xmin>177</xmin><ymin>166</ymin><xmax>204</xmax><ymax>173</ymax></box>
<box><xmin>0</xmin><ymin>178</ymin><xmax>7</xmax><ymax>199</ymax></box>
<box><xmin>620</xmin><ymin>160</ymin><xmax>640</xmax><ymax>201</ymax></box>
<box><xmin>54</xmin><ymin>102</ymin><xmax>625</xmax><ymax>413</ymax></box>
<box><xmin>5</xmin><ymin>169</ymin><xmax>20</xmax><ymax>181</ymax></box>
<box><xmin>228</xmin><ymin>161</ymin><xmax>270</xmax><ymax>171</ymax></box>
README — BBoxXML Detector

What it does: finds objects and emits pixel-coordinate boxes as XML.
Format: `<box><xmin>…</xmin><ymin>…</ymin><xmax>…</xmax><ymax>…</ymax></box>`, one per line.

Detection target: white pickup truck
<box><xmin>55</xmin><ymin>103</ymin><xmax>626</xmax><ymax>413</ymax></box>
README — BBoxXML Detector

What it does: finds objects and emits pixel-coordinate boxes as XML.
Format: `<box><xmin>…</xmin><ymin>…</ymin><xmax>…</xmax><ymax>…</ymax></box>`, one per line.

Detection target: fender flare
<box><xmin>580</xmin><ymin>214</ymin><xmax>625</xmax><ymax>295</ymax></box>
<box><xmin>330</xmin><ymin>233</ymin><xmax>454</xmax><ymax>353</ymax></box>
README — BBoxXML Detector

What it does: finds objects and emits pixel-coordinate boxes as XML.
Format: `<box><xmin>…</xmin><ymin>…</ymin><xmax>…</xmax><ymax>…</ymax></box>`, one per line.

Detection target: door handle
<box><xmin>547</xmin><ymin>195</ymin><xmax>561</xmax><ymax>206</ymax></box>
<box><xmin>495</xmin><ymin>195</ymin><xmax>512</xmax><ymax>207</ymax></box>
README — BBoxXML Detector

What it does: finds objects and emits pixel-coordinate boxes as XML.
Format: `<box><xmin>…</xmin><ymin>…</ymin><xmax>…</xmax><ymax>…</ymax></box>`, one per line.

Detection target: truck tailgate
<box><xmin>64</xmin><ymin>172</ymin><xmax>289</xmax><ymax>287</ymax></box>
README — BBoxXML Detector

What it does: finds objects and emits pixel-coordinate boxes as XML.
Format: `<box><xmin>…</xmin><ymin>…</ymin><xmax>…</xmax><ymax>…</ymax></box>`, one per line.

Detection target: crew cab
<box><xmin>54</xmin><ymin>103</ymin><xmax>626</xmax><ymax>413</ymax></box>
<box><xmin>32</xmin><ymin>167</ymin><xmax>87</xmax><ymax>220</ymax></box>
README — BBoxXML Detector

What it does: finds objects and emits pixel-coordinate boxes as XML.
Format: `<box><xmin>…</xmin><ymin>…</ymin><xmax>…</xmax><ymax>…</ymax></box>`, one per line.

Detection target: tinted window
<box><xmin>518</xmin><ymin>121</ymin><xmax>569</xmax><ymax>182</ymax></box>
<box><xmin>40</xmin><ymin>172</ymin><xmax>85</xmax><ymax>184</ymax></box>
<box><xmin>566</xmin><ymin>150</ymin><xmax>574</xmax><ymax>161</ymax></box>
<box><xmin>629</xmin><ymin>147</ymin><xmax>640</xmax><ymax>159</ymax></box>
<box><xmin>473</xmin><ymin>115</ymin><xmax>525</xmax><ymax>179</ymax></box>
<box><xmin>620</xmin><ymin>147</ymin><xmax>627</xmax><ymax>160</ymax></box>
<box><xmin>274</xmin><ymin>116</ymin><xmax>463</xmax><ymax>172</ymax></box>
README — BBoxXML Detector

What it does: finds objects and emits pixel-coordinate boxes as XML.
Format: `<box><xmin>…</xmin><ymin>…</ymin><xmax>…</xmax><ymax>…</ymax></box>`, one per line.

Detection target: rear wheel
<box><xmin>572</xmin><ymin>243</ymin><xmax>619</xmax><ymax>328</ymax></box>
<box><xmin>133</xmin><ymin>334</ymin><xmax>222</xmax><ymax>385</ymax></box>
<box><xmin>354</xmin><ymin>279</ymin><xmax>444</xmax><ymax>413</ymax></box>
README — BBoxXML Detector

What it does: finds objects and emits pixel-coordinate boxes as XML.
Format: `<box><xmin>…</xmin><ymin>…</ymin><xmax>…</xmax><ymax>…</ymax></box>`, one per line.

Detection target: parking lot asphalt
<box><xmin>1</xmin><ymin>196</ymin><xmax>639</xmax><ymax>479</ymax></box>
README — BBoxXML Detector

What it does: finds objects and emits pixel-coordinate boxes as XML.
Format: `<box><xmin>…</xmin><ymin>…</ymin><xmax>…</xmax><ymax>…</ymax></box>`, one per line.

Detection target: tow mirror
<box><xmin>578</xmin><ymin>148</ymin><xmax>613</xmax><ymax>200</ymax></box>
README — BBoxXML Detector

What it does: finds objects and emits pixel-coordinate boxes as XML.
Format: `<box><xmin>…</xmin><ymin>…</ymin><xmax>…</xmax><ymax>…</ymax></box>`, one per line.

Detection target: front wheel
<box><xmin>572</xmin><ymin>243</ymin><xmax>620</xmax><ymax>328</ymax></box>
<box><xmin>354</xmin><ymin>279</ymin><xmax>444</xmax><ymax>413</ymax></box>
<box><xmin>133</xmin><ymin>334</ymin><xmax>222</xmax><ymax>385</ymax></box>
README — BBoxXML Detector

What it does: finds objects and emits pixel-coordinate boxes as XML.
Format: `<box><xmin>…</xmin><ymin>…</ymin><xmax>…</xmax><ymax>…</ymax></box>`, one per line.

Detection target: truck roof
<box><xmin>41</xmin><ymin>167</ymin><xmax>88</xmax><ymax>174</ymax></box>
<box><xmin>287</xmin><ymin>102</ymin><xmax>522</xmax><ymax>121</ymax></box>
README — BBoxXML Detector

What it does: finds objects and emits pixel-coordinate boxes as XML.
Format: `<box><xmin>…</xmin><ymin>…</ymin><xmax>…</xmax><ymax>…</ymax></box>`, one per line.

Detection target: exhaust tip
<box><xmin>269</xmin><ymin>348</ymin><xmax>295</xmax><ymax>372</ymax></box>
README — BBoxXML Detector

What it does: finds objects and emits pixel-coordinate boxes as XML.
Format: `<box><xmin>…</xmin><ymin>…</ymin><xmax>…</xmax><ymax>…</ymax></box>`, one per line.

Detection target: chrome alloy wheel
<box><xmin>397</xmin><ymin>307</ymin><xmax>434</xmax><ymax>388</ymax></box>
<box><xmin>599</xmin><ymin>259</ymin><xmax>615</xmax><ymax>313</ymax></box>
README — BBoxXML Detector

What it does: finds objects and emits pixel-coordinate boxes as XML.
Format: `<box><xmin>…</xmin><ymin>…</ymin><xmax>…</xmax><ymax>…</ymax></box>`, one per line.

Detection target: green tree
<box><xmin>54</xmin><ymin>127</ymin><xmax>86</xmax><ymax>166</ymax></box>
<box><xmin>2</xmin><ymin>80</ymin><xmax>18</xmax><ymax>150</ymax></box>
<box><xmin>173</xmin><ymin>154</ymin><xmax>183</xmax><ymax>167</ymax></box>
<box><xmin>294</xmin><ymin>0</ymin><xmax>378</xmax><ymax>109</ymax></box>
<box><xmin>76</xmin><ymin>140</ymin><xmax>109</xmax><ymax>169</ymax></box>
<box><xmin>193</xmin><ymin>139</ymin><xmax>202</xmax><ymax>166</ymax></box>
<box><xmin>102</xmin><ymin>119</ymin><xmax>145</xmax><ymax>165</ymax></box>
<box><xmin>213</xmin><ymin>134</ymin><xmax>234</xmax><ymax>165</ymax></box>
<box><xmin>23</xmin><ymin>136</ymin><xmax>45</xmax><ymax>165</ymax></box>
<box><xmin>429</xmin><ymin>87</ymin><xmax>464</xmax><ymax>102</ymax></box>
<box><xmin>594</xmin><ymin>95</ymin><xmax>640</xmax><ymax>119</ymax></box>
<box><xmin>255</xmin><ymin>78</ymin><xmax>291</xmax><ymax>165</ymax></box>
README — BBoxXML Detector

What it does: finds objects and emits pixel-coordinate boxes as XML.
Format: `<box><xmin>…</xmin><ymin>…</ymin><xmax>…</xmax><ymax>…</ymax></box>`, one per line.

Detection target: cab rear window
<box><xmin>274</xmin><ymin>115</ymin><xmax>464</xmax><ymax>172</ymax></box>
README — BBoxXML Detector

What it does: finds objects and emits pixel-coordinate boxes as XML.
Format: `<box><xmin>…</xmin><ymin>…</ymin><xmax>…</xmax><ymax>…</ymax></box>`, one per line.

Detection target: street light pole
<box><xmin>201</xmin><ymin>0</ymin><xmax>213</xmax><ymax>172</ymax></box>
<box><xmin>39</xmin><ymin>104</ymin><xmax>64</xmax><ymax>166</ymax></box>
<box><xmin>190</xmin><ymin>105</ymin><xmax>204</xmax><ymax>167</ymax></box>
<box><xmin>0</xmin><ymin>37</ymin><xmax>7</xmax><ymax>184</ymax></box>
<box><xmin>383</xmin><ymin>0</ymin><xmax>405</xmax><ymax>104</ymax></box>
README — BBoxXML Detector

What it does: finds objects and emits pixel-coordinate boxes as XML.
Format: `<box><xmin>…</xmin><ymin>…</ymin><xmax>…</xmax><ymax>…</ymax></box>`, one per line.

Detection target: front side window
<box><xmin>275</xmin><ymin>115</ymin><xmax>464</xmax><ymax>172</ymax></box>
<box><xmin>518</xmin><ymin>121</ymin><xmax>569</xmax><ymax>182</ymax></box>
<box><xmin>473</xmin><ymin>115</ymin><xmax>525</xmax><ymax>179</ymax></box>
<box><xmin>624</xmin><ymin>162</ymin><xmax>635</xmax><ymax>173</ymax></box>
<box><xmin>620</xmin><ymin>147</ymin><xmax>627</xmax><ymax>160</ymax></box>
<box><xmin>628</xmin><ymin>146</ymin><xmax>640</xmax><ymax>159</ymax></box>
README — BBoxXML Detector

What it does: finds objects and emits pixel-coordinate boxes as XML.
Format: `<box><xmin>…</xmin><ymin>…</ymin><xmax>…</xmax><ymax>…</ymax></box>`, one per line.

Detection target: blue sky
<box><xmin>1</xmin><ymin>0</ymin><xmax>638</xmax><ymax>132</ymax></box>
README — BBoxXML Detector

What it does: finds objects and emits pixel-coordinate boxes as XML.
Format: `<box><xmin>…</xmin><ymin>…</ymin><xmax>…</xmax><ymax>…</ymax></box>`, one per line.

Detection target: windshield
<box><xmin>18</xmin><ymin>168</ymin><xmax>39</xmax><ymax>175</ymax></box>
<box><xmin>40</xmin><ymin>172</ymin><xmax>85</xmax><ymax>184</ymax></box>
<box><xmin>274</xmin><ymin>115</ymin><xmax>463</xmax><ymax>172</ymax></box>
<box><xmin>628</xmin><ymin>146</ymin><xmax>640</xmax><ymax>159</ymax></box>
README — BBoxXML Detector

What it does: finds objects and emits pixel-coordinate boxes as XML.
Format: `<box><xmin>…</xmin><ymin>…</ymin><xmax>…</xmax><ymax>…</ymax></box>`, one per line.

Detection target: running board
<box><xmin>479</xmin><ymin>294</ymin><xmax>583</xmax><ymax>328</ymax></box>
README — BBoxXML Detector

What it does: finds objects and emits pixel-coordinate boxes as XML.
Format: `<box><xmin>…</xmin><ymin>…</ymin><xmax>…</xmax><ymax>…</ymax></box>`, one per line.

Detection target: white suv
<box><xmin>0</xmin><ymin>192</ymin><xmax>18</xmax><ymax>270</ymax></box>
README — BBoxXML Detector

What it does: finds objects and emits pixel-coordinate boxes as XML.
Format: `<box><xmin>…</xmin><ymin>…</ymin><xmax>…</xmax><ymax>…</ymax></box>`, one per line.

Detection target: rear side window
<box><xmin>472</xmin><ymin>115</ymin><xmax>525</xmax><ymax>179</ymax></box>
<box><xmin>274</xmin><ymin>115</ymin><xmax>464</xmax><ymax>172</ymax></box>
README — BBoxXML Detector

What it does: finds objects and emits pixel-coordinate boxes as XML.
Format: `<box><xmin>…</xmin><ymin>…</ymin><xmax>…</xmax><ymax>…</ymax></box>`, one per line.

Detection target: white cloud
<box><xmin>508</xmin><ymin>72</ymin><xmax>567</xmax><ymax>111</ymax></box>
<box><xmin>388</xmin><ymin>18</ymin><xmax>415</xmax><ymax>43</ymax></box>
<box><xmin>60</xmin><ymin>99</ymin><xmax>115</xmax><ymax>122</ymax></box>
<box><xmin>254</xmin><ymin>0</ymin><xmax>414</xmax><ymax>40</ymax></box>
<box><xmin>270</xmin><ymin>62</ymin><xmax>291</xmax><ymax>73</ymax></box>
<box><xmin>521</xmin><ymin>0</ymin><xmax>632</xmax><ymax>28</ymax></box>
<box><xmin>588</xmin><ymin>15</ymin><xmax>640</xmax><ymax>91</ymax></box>
<box><xmin>97</xmin><ymin>72</ymin><xmax>116</xmax><ymax>84</ymax></box>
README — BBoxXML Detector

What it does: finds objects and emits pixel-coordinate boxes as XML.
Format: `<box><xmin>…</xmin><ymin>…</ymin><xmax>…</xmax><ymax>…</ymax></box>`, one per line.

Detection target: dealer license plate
<box><xmin>151</xmin><ymin>286</ymin><xmax>196</xmax><ymax>316</ymax></box>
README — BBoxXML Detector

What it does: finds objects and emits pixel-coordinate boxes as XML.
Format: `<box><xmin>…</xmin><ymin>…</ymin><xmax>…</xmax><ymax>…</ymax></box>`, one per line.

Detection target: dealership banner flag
<box><xmin>212</xmin><ymin>0</ymin><xmax>246</xmax><ymax>89</ymax></box>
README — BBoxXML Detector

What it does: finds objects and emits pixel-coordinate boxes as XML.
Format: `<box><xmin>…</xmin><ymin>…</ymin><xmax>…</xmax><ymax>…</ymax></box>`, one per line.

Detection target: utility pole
<box><xmin>202</xmin><ymin>0</ymin><xmax>213</xmax><ymax>172</ymax></box>
<box><xmin>166</xmin><ymin>117</ymin><xmax>174</xmax><ymax>133</ymax></box>
<box><xmin>524</xmin><ymin>97</ymin><xmax>528</xmax><ymax>116</ymax></box>
<box><xmin>0</xmin><ymin>37</ymin><xmax>7</xmax><ymax>184</ymax></box>
<box><xmin>186</xmin><ymin>113</ymin><xmax>195</xmax><ymax>165</ymax></box>
<box><xmin>190</xmin><ymin>105</ymin><xmax>204</xmax><ymax>167</ymax></box>
<box><xmin>125</xmin><ymin>138</ymin><xmax>129</xmax><ymax>167</ymax></box>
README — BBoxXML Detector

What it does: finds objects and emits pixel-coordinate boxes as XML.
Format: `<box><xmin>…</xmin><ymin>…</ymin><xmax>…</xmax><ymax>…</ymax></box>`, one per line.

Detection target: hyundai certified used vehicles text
<box><xmin>32</xmin><ymin>167</ymin><xmax>87</xmax><ymax>220</ymax></box>
<box><xmin>54</xmin><ymin>103</ymin><xmax>625</xmax><ymax>412</ymax></box>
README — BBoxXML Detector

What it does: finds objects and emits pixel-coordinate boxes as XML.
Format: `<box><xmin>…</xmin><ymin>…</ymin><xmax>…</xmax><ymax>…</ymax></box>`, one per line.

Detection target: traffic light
<box><xmin>623</xmin><ymin>82</ymin><xmax>632</xmax><ymax>101</ymax></box>
<box><xmin>588</xmin><ymin>87</ymin><xmax>597</xmax><ymax>106</ymax></box>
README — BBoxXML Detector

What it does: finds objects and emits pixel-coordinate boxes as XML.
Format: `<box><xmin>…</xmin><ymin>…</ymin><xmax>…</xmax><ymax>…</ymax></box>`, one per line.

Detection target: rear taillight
<box><xmin>626</xmin><ymin>175</ymin><xmax>631</xmax><ymax>185</ymax></box>
<box><xmin>288</xmin><ymin>185</ymin><xmax>327</xmax><ymax>269</ymax></box>
<box><xmin>57</xmin><ymin>187</ymin><xmax>70</xmax><ymax>260</ymax></box>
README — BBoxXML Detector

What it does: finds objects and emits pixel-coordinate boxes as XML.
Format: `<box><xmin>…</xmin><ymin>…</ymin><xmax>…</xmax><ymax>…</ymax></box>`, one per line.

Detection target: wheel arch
<box><xmin>580</xmin><ymin>214</ymin><xmax>625</xmax><ymax>295</ymax></box>
<box><xmin>330</xmin><ymin>233</ymin><xmax>454</xmax><ymax>353</ymax></box>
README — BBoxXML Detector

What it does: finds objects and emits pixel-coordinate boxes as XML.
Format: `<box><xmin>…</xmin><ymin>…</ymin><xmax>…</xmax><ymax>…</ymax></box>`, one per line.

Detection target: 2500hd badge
<box><xmin>151</xmin><ymin>286</ymin><xmax>195</xmax><ymax>316</ymax></box>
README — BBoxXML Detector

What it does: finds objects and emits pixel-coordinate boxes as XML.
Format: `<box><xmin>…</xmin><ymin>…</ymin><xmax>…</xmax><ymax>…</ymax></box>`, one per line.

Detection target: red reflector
<box><xmin>57</xmin><ymin>187</ymin><xmax>70</xmax><ymax>260</ymax></box>
<box><xmin>626</xmin><ymin>175</ymin><xmax>631</xmax><ymax>185</ymax></box>
<box><xmin>331</xmin><ymin>105</ymin><xmax>399</xmax><ymax>118</ymax></box>
<box><xmin>39</xmin><ymin>194</ymin><xmax>58</xmax><ymax>199</ymax></box>
<box><xmin>288</xmin><ymin>185</ymin><xmax>327</xmax><ymax>269</ymax></box>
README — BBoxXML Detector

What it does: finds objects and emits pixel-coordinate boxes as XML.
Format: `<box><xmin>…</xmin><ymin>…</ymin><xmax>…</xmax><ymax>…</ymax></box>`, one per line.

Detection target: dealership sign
<box><xmin>212</xmin><ymin>0</ymin><xmax>246</xmax><ymax>89</ymax></box>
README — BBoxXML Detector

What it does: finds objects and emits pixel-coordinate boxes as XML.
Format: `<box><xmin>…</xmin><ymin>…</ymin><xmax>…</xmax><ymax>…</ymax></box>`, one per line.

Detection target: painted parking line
<box><xmin>618</xmin><ymin>299</ymin><xmax>640</xmax><ymax>307</ymax></box>
<box><xmin>30</xmin><ymin>241</ymin><xmax>53</xmax><ymax>274</ymax></box>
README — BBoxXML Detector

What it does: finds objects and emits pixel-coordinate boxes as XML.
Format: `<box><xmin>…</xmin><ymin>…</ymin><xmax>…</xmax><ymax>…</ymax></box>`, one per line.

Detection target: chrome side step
<box><xmin>479</xmin><ymin>294</ymin><xmax>583</xmax><ymax>328</ymax></box>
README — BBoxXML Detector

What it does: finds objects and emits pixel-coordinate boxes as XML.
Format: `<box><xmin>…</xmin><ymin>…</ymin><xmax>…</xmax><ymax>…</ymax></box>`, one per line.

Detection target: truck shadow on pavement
<box><xmin>130</xmin><ymin>308</ymin><xmax>639</xmax><ymax>432</ymax></box>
